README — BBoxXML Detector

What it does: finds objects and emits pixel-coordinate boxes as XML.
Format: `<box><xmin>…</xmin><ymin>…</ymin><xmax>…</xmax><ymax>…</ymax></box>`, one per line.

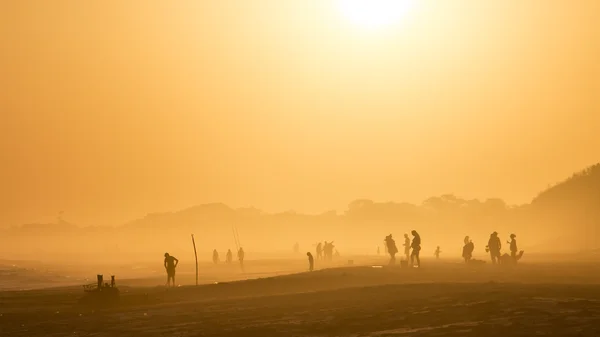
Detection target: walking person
<box><xmin>384</xmin><ymin>234</ymin><xmax>398</xmax><ymax>265</ymax></box>
<box><xmin>410</xmin><ymin>230</ymin><xmax>421</xmax><ymax>268</ymax></box>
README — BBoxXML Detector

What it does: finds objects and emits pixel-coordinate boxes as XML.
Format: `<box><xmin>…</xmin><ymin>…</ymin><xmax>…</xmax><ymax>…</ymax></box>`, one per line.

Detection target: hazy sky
<box><xmin>1</xmin><ymin>0</ymin><xmax>599</xmax><ymax>227</ymax></box>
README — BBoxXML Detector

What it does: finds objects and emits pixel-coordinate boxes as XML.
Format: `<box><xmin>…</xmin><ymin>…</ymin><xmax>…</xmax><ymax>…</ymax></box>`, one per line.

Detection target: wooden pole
<box><xmin>232</xmin><ymin>224</ymin><xmax>239</xmax><ymax>251</ymax></box>
<box><xmin>191</xmin><ymin>234</ymin><xmax>198</xmax><ymax>286</ymax></box>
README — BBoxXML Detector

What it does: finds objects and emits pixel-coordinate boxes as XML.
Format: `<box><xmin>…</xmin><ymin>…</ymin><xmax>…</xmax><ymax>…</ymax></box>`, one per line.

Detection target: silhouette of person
<box><xmin>403</xmin><ymin>234</ymin><xmax>411</xmax><ymax>261</ymax></box>
<box><xmin>462</xmin><ymin>236</ymin><xmax>474</xmax><ymax>263</ymax></box>
<box><xmin>434</xmin><ymin>246</ymin><xmax>441</xmax><ymax>259</ymax></box>
<box><xmin>410</xmin><ymin>230</ymin><xmax>421</xmax><ymax>267</ymax></box>
<box><xmin>509</xmin><ymin>234</ymin><xmax>518</xmax><ymax>262</ymax></box>
<box><xmin>377</xmin><ymin>246</ymin><xmax>380</xmax><ymax>255</ymax></box>
<box><xmin>487</xmin><ymin>232</ymin><xmax>502</xmax><ymax>264</ymax></box>
<box><xmin>384</xmin><ymin>234</ymin><xmax>398</xmax><ymax>265</ymax></box>
<box><xmin>212</xmin><ymin>249</ymin><xmax>219</xmax><ymax>264</ymax></box>
<box><xmin>307</xmin><ymin>252</ymin><xmax>314</xmax><ymax>271</ymax></box>
<box><xmin>163</xmin><ymin>253</ymin><xmax>179</xmax><ymax>287</ymax></box>
<box><xmin>226</xmin><ymin>249</ymin><xmax>233</xmax><ymax>264</ymax></box>
<box><xmin>316</xmin><ymin>242</ymin><xmax>323</xmax><ymax>260</ymax></box>
<box><xmin>324</xmin><ymin>241</ymin><xmax>335</xmax><ymax>261</ymax></box>
<box><xmin>237</xmin><ymin>247</ymin><xmax>245</xmax><ymax>271</ymax></box>
<box><xmin>294</xmin><ymin>242</ymin><xmax>300</xmax><ymax>254</ymax></box>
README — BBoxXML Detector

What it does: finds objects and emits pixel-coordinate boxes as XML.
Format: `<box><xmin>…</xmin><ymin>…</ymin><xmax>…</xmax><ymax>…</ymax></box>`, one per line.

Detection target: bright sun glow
<box><xmin>338</xmin><ymin>0</ymin><xmax>414</xmax><ymax>30</ymax></box>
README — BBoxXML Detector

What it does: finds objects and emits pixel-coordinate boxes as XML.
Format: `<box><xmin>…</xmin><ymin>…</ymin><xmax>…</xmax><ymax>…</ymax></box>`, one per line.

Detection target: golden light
<box><xmin>337</xmin><ymin>0</ymin><xmax>415</xmax><ymax>30</ymax></box>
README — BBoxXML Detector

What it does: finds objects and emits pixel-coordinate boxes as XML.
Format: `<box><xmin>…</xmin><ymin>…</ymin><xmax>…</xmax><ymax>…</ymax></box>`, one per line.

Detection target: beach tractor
<box><xmin>80</xmin><ymin>274</ymin><xmax>120</xmax><ymax>305</ymax></box>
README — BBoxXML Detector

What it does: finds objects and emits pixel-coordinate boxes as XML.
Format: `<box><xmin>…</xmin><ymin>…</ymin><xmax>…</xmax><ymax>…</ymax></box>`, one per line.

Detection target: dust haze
<box><xmin>1</xmin><ymin>1</ymin><xmax>600</xmax><ymax>336</ymax></box>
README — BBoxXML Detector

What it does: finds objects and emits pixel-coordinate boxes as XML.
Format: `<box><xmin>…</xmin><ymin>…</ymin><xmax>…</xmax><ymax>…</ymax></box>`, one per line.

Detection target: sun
<box><xmin>337</xmin><ymin>0</ymin><xmax>414</xmax><ymax>30</ymax></box>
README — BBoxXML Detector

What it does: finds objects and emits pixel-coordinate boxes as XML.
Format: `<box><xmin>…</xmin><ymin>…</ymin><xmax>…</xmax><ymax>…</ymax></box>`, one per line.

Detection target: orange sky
<box><xmin>1</xmin><ymin>0</ymin><xmax>599</xmax><ymax>227</ymax></box>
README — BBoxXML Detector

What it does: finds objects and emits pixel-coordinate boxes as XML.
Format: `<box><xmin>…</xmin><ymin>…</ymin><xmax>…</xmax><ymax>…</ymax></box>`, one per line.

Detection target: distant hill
<box><xmin>530</xmin><ymin>163</ymin><xmax>600</xmax><ymax>250</ymax></box>
<box><xmin>532</xmin><ymin>163</ymin><xmax>600</xmax><ymax>208</ymax></box>
<box><xmin>1</xmin><ymin>163</ymin><xmax>599</xmax><ymax>257</ymax></box>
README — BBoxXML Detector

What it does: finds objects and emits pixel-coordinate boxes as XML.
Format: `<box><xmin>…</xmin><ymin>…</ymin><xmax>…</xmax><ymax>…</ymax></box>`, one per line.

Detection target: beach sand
<box><xmin>2</xmin><ymin>257</ymin><xmax>600</xmax><ymax>336</ymax></box>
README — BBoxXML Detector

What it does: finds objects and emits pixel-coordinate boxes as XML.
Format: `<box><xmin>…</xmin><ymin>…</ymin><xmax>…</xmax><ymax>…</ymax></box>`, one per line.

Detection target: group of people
<box><xmin>315</xmin><ymin>241</ymin><xmax>336</xmax><ymax>261</ymax></box>
<box><xmin>384</xmin><ymin>230</ymin><xmax>422</xmax><ymax>267</ymax></box>
<box><xmin>485</xmin><ymin>231</ymin><xmax>522</xmax><ymax>264</ymax></box>
<box><xmin>164</xmin><ymin>231</ymin><xmax>523</xmax><ymax>287</ymax></box>
<box><xmin>211</xmin><ymin>248</ymin><xmax>245</xmax><ymax>266</ymax></box>
<box><xmin>212</xmin><ymin>248</ymin><xmax>243</xmax><ymax>265</ymax></box>
<box><xmin>162</xmin><ymin>247</ymin><xmax>246</xmax><ymax>287</ymax></box>
<box><xmin>463</xmin><ymin>231</ymin><xmax>522</xmax><ymax>265</ymax></box>
<box><xmin>382</xmin><ymin>230</ymin><xmax>522</xmax><ymax>268</ymax></box>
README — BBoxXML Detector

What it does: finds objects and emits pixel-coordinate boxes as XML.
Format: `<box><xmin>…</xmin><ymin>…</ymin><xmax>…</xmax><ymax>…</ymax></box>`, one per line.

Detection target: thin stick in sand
<box><xmin>191</xmin><ymin>234</ymin><xmax>198</xmax><ymax>286</ymax></box>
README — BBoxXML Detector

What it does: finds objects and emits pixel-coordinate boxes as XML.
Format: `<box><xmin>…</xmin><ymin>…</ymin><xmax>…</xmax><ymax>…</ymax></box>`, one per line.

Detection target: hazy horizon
<box><xmin>2</xmin><ymin>0</ymin><xmax>599</xmax><ymax>227</ymax></box>
<box><xmin>0</xmin><ymin>164</ymin><xmax>593</xmax><ymax>227</ymax></box>
<box><xmin>2</xmin><ymin>3</ymin><xmax>600</xmax><ymax>336</ymax></box>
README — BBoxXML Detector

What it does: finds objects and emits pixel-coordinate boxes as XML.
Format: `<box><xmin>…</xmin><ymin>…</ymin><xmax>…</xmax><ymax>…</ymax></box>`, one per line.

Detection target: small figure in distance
<box><xmin>410</xmin><ymin>230</ymin><xmax>421</xmax><ymax>268</ymax></box>
<box><xmin>163</xmin><ymin>252</ymin><xmax>179</xmax><ymax>287</ymax></box>
<box><xmin>307</xmin><ymin>252</ymin><xmax>314</xmax><ymax>272</ymax></box>
<box><xmin>384</xmin><ymin>234</ymin><xmax>398</xmax><ymax>265</ymax></box>
<box><xmin>324</xmin><ymin>241</ymin><xmax>335</xmax><ymax>261</ymax></box>
<box><xmin>434</xmin><ymin>246</ymin><xmax>441</xmax><ymax>259</ymax></box>
<box><xmin>212</xmin><ymin>249</ymin><xmax>219</xmax><ymax>264</ymax></box>
<box><xmin>237</xmin><ymin>247</ymin><xmax>245</xmax><ymax>271</ymax></box>
<box><xmin>294</xmin><ymin>242</ymin><xmax>300</xmax><ymax>254</ymax></box>
<box><xmin>316</xmin><ymin>242</ymin><xmax>323</xmax><ymax>261</ymax></box>
<box><xmin>377</xmin><ymin>246</ymin><xmax>380</xmax><ymax>255</ymax></box>
<box><xmin>487</xmin><ymin>231</ymin><xmax>502</xmax><ymax>265</ymax></box>
<box><xmin>509</xmin><ymin>234</ymin><xmax>519</xmax><ymax>262</ymax></box>
<box><xmin>462</xmin><ymin>236</ymin><xmax>474</xmax><ymax>263</ymax></box>
<box><xmin>403</xmin><ymin>234</ymin><xmax>411</xmax><ymax>261</ymax></box>
<box><xmin>226</xmin><ymin>249</ymin><xmax>233</xmax><ymax>264</ymax></box>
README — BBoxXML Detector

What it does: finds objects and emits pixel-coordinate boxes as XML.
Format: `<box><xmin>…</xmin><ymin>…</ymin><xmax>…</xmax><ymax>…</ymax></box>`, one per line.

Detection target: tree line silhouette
<box><xmin>1</xmin><ymin>163</ymin><xmax>599</xmax><ymax>256</ymax></box>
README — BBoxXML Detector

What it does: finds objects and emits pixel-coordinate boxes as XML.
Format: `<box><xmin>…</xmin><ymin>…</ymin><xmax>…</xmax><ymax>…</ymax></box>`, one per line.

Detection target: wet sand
<box><xmin>2</xmin><ymin>258</ymin><xmax>600</xmax><ymax>336</ymax></box>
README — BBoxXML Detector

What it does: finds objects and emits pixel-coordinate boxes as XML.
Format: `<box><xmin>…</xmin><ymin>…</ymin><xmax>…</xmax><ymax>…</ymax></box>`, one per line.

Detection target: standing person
<box><xmin>226</xmin><ymin>249</ymin><xmax>233</xmax><ymax>264</ymax></box>
<box><xmin>462</xmin><ymin>236</ymin><xmax>474</xmax><ymax>263</ymax></box>
<box><xmin>410</xmin><ymin>230</ymin><xmax>421</xmax><ymax>267</ymax></box>
<box><xmin>324</xmin><ymin>241</ymin><xmax>335</xmax><ymax>261</ymax></box>
<box><xmin>434</xmin><ymin>246</ymin><xmax>441</xmax><ymax>259</ymax></box>
<box><xmin>403</xmin><ymin>234</ymin><xmax>411</xmax><ymax>261</ymax></box>
<box><xmin>316</xmin><ymin>242</ymin><xmax>323</xmax><ymax>260</ymax></box>
<box><xmin>307</xmin><ymin>252</ymin><xmax>314</xmax><ymax>271</ymax></box>
<box><xmin>384</xmin><ymin>234</ymin><xmax>398</xmax><ymax>265</ymax></box>
<box><xmin>237</xmin><ymin>247</ymin><xmax>245</xmax><ymax>271</ymax></box>
<box><xmin>487</xmin><ymin>232</ymin><xmax>502</xmax><ymax>264</ymax></box>
<box><xmin>509</xmin><ymin>234</ymin><xmax>518</xmax><ymax>262</ymax></box>
<box><xmin>212</xmin><ymin>249</ymin><xmax>219</xmax><ymax>264</ymax></box>
<box><xmin>163</xmin><ymin>253</ymin><xmax>179</xmax><ymax>287</ymax></box>
<box><xmin>377</xmin><ymin>246</ymin><xmax>380</xmax><ymax>255</ymax></box>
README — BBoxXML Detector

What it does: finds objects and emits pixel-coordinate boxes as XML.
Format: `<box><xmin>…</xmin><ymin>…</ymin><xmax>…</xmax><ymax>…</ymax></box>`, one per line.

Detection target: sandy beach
<box><xmin>2</xmin><ymin>257</ymin><xmax>600</xmax><ymax>336</ymax></box>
